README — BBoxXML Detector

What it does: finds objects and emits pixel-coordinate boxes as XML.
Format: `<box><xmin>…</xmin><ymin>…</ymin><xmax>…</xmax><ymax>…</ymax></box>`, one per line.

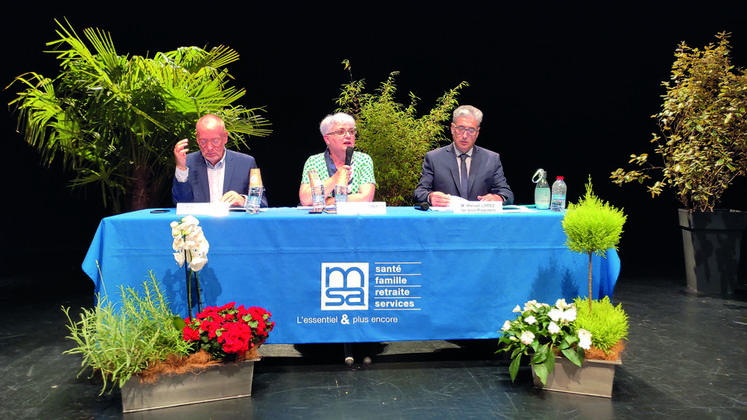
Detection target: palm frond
<box><xmin>8</xmin><ymin>20</ymin><xmax>271</xmax><ymax>212</ymax></box>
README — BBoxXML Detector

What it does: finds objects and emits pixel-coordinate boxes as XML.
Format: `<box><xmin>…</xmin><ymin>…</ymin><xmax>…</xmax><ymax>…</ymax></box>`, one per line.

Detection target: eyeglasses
<box><xmin>453</xmin><ymin>126</ymin><xmax>479</xmax><ymax>135</ymax></box>
<box><xmin>196</xmin><ymin>136</ymin><xmax>225</xmax><ymax>147</ymax></box>
<box><xmin>326</xmin><ymin>128</ymin><xmax>357</xmax><ymax>137</ymax></box>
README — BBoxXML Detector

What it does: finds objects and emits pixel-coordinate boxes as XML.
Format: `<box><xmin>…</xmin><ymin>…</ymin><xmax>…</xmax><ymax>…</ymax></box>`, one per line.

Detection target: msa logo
<box><xmin>321</xmin><ymin>263</ymin><xmax>369</xmax><ymax>310</ymax></box>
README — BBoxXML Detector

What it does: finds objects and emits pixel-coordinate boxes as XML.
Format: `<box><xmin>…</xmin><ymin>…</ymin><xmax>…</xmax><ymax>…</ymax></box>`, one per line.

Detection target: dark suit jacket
<box><xmin>413</xmin><ymin>144</ymin><xmax>514</xmax><ymax>204</ymax></box>
<box><xmin>172</xmin><ymin>149</ymin><xmax>268</xmax><ymax>207</ymax></box>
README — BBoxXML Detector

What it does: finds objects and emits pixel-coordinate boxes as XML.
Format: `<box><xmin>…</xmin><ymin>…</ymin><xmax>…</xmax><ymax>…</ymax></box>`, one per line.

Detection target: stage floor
<box><xmin>1</xmin><ymin>261</ymin><xmax>745</xmax><ymax>419</ymax></box>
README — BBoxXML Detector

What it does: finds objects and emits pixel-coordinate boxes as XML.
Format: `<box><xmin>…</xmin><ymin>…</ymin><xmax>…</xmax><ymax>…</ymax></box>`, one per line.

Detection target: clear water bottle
<box><xmin>245</xmin><ymin>168</ymin><xmax>264</xmax><ymax>213</ymax></box>
<box><xmin>550</xmin><ymin>176</ymin><xmax>567</xmax><ymax>212</ymax></box>
<box><xmin>308</xmin><ymin>170</ymin><xmax>325</xmax><ymax>213</ymax></box>
<box><xmin>334</xmin><ymin>184</ymin><xmax>348</xmax><ymax>204</ymax></box>
<box><xmin>312</xmin><ymin>185</ymin><xmax>325</xmax><ymax>212</ymax></box>
<box><xmin>245</xmin><ymin>186</ymin><xmax>263</xmax><ymax>213</ymax></box>
<box><xmin>334</xmin><ymin>167</ymin><xmax>348</xmax><ymax>205</ymax></box>
<box><xmin>532</xmin><ymin>169</ymin><xmax>550</xmax><ymax>210</ymax></box>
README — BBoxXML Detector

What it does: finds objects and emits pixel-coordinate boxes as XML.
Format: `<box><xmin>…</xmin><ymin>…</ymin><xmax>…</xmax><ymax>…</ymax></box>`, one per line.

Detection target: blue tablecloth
<box><xmin>82</xmin><ymin>207</ymin><xmax>620</xmax><ymax>344</ymax></box>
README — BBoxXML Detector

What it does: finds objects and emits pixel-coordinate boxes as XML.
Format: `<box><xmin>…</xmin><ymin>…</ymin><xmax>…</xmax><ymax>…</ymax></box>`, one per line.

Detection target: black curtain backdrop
<box><xmin>2</xmin><ymin>1</ymin><xmax>746</xmax><ymax>279</ymax></box>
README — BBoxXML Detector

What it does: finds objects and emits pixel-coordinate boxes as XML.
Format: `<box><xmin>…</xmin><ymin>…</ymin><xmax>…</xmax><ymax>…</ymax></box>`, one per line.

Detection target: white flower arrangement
<box><xmin>170</xmin><ymin>216</ymin><xmax>209</xmax><ymax>318</ymax></box>
<box><xmin>498</xmin><ymin>299</ymin><xmax>590</xmax><ymax>386</ymax></box>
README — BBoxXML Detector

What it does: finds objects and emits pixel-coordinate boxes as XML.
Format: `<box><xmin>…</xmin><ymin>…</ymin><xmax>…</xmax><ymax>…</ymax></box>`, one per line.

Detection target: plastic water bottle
<box><xmin>334</xmin><ymin>185</ymin><xmax>348</xmax><ymax>204</ymax></box>
<box><xmin>245</xmin><ymin>186</ymin><xmax>263</xmax><ymax>213</ymax></box>
<box><xmin>550</xmin><ymin>176</ymin><xmax>567</xmax><ymax>212</ymax></box>
<box><xmin>308</xmin><ymin>170</ymin><xmax>325</xmax><ymax>213</ymax></box>
<box><xmin>312</xmin><ymin>185</ymin><xmax>325</xmax><ymax>212</ymax></box>
<box><xmin>334</xmin><ymin>167</ymin><xmax>348</xmax><ymax>205</ymax></box>
<box><xmin>532</xmin><ymin>169</ymin><xmax>550</xmax><ymax>210</ymax></box>
<box><xmin>244</xmin><ymin>168</ymin><xmax>264</xmax><ymax>213</ymax></box>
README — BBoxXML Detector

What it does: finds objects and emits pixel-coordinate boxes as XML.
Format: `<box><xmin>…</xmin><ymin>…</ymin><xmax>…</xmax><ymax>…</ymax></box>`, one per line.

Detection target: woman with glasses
<box><xmin>413</xmin><ymin>105</ymin><xmax>513</xmax><ymax>206</ymax></box>
<box><xmin>299</xmin><ymin>113</ymin><xmax>376</xmax><ymax>206</ymax></box>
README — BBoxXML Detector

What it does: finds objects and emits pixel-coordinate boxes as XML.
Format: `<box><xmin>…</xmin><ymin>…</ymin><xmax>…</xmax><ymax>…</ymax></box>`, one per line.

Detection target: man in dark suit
<box><xmin>413</xmin><ymin>105</ymin><xmax>513</xmax><ymax>206</ymax></box>
<box><xmin>172</xmin><ymin>114</ymin><xmax>267</xmax><ymax>207</ymax></box>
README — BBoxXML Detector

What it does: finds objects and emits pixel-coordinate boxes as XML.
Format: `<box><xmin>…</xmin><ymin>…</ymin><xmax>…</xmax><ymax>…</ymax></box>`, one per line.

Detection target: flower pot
<box><xmin>532</xmin><ymin>356</ymin><xmax>621</xmax><ymax>398</ymax></box>
<box><xmin>678</xmin><ymin>209</ymin><xmax>747</xmax><ymax>295</ymax></box>
<box><xmin>121</xmin><ymin>357</ymin><xmax>259</xmax><ymax>413</ymax></box>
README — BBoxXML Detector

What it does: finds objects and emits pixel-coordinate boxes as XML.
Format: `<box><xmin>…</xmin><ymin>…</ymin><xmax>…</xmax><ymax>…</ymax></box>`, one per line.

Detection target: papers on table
<box><xmin>429</xmin><ymin>196</ymin><xmax>536</xmax><ymax>213</ymax></box>
<box><xmin>296</xmin><ymin>202</ymin><xmax>387</xmax><ymax>215</ymax></box>
<box><xmin>176</xmin><ymin>202</ymin><xmax>230</xmax><ymax>216</ymax></box>
<box><xmin>336</xmin><ymin>201</ymin><xmax>386</xmax><ymax>215</ymax></box>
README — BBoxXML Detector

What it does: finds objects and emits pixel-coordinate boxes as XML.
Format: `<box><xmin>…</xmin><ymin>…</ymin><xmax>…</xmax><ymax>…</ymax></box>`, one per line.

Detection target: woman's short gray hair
<box><xmin>320</xmin><ymin>113</ymin><xmax>356</xmax><ymax>136</ymax></box>
<box><xmin>452</xmin><ymin>105</ymin><xmax>483</xmax><ymax>125</ymax></box>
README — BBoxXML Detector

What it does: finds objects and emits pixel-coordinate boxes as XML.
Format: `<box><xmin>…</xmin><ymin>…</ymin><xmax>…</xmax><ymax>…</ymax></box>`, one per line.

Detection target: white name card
<box><xmin>453</xmin><ymin>201</ymin><xmax>503</xmax><ymax>214</ymax></box>
<box><xmin>336</xmin><ymin>201</ymin><xmax>387</xmax><ymax>215</ymax></box>
<box><xmin>176</xmin><ymin>202</ymin><xmax>230</xmax><ymax>217</ymax></box>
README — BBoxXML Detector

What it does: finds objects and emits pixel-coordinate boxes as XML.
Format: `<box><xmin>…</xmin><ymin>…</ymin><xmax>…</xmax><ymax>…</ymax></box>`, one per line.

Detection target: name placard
<box><xmin>176</xmin><ymin>202</ymin><xmax>230</xmax><ymax>217</ymax></box>
<box><xmin>453</xmin><ymin>201</ymin><xmax>503</xmax><ymax>214</ymax></box>
<box><xmin>336</xmin><ymin>202</ymin><xmax>387</xmax><ymax>215</ymax></box>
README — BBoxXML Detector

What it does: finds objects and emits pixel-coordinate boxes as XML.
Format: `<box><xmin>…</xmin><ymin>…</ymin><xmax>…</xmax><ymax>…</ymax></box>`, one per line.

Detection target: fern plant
<box><xmin>62</xmin><ymin>272</ymin><xmax>191</xmax><ymax>394</ymax></box>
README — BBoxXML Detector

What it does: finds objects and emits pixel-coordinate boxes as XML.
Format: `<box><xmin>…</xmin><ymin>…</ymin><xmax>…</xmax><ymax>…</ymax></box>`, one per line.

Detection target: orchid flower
<box><xmin>171</xmin><ymin>216</ymin><xmax>210</xmax><ymax>319</ymax></box>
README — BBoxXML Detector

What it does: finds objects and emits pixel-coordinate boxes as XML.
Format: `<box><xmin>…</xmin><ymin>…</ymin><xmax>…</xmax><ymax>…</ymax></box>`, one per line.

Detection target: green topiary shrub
<box><xmin>573</xmin><ymin>296</ymin><xmax>629</xmax><ymax>355</ymax></box>
<box><xmin>563</xmin><ymin>177</ymin><xmax>627</xmax><ymax>312</ymax></box>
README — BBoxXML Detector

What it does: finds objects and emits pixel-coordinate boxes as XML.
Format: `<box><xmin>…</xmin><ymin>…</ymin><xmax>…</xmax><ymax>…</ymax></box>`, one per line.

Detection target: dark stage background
<box><xmin>2</xmin><ymin>2</ymin><xmax>746</xmax><ymax>282</ymax></box>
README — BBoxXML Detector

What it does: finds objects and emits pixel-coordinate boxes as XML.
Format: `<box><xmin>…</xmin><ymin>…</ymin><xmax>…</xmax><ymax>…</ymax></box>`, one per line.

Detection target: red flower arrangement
<box><xmin>182</xmin><ymin>302</ymin><xmax>274</xmax><ymax>361</ymax></box>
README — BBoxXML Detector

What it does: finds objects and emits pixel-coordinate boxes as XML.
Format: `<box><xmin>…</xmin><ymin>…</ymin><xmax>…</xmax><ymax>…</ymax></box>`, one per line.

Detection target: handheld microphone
<box><xmin>414</xmin><ymin>202</ymin><xmax>430</xmax><ymax>211</ymax></box>
<box><xmin>344</xmin><ymin>146</ymin><xmax>354</xmax><ymax>166</ymax></box>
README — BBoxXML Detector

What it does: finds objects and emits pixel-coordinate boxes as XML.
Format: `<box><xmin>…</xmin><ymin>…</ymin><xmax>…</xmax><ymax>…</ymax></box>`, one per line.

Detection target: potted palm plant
<box><xmin>7</xmin><ymin>19</ymin><xmax>271</xmax><ymax>213</ymax></box>
<box><xmin>611</xmin><ymin>32</ymin><xmax>747</xmax><ymax>295</ymax></box>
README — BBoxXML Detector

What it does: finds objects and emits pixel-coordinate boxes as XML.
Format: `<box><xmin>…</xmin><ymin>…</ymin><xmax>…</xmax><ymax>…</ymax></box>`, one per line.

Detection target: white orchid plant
<box><xmin>497</xmin><ymin>299</ymin><xmax>590</xmax><ymax>386</ymax></box>
<box><xmin>170</xmin><ymin>215</ymin><xmax>209</xmax><ymax>319</ymax></box>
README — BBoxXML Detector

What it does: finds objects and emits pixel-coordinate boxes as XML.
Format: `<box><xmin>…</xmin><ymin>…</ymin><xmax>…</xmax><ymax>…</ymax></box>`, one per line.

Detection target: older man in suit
<box><xmin>172</xmin><ymin>114</ymin><xmax>268</xmax><ymax>207</ymax></box>
<box><xmin>413</xmin><ymin>105</ymin><xmax>513</xmax><ymax>206</ymax></box>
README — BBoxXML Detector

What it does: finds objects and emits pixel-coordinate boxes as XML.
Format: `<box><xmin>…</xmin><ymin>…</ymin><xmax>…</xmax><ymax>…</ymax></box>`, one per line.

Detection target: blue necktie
<box><xmin>459</xmin><ymin>153</ymin><xmax>469</xmax><ymax>199</ymax></box>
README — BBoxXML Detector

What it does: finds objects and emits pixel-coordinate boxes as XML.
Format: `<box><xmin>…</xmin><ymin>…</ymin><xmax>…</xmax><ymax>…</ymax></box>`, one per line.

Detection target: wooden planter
<box><xmin>121</xmin><ymin>357</ymin><xmax>259</xmax><ymax>413</ymax></box>
<box><xmin>532</xmin><ymin>356</ymin><xmax>621</xmax><ymax>398</ymax></box>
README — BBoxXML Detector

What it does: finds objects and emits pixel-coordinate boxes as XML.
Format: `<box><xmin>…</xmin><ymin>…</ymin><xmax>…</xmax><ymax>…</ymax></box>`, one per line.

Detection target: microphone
<box><xmin>414</xmin><ymin>202</ymin><xmax>430</xmax><ymax>211</ymax></box>
<box><xmin>344</xmin><ymin>146</ymin><xmax>354</xmax><ymax>166</ymax></box>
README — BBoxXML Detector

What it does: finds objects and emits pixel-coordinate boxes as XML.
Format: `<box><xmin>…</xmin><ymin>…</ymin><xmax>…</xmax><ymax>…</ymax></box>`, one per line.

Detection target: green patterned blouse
<box><xmin>300</xmin><ymin>150</ymin><xmax>376</xmax><ymax>193</ymax></box>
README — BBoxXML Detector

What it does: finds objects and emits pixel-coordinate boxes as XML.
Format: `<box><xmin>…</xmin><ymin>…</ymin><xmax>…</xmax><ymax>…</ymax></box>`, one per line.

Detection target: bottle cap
<box><xmin>557</xmin><ymin>176</ymin><xmax>564</xmax><ymax>180</ymax></box>
<box><xmin>249</xmin><ymin>168</ymin><xmax>263</xmax><ymax>188</ymax></box>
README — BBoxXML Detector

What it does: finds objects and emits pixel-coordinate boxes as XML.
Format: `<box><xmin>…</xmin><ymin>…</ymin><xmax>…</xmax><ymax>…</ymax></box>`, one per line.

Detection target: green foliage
<box><xmin>573</xmin><ymin>296</ymin><xmax>629</xmax><ymax>353</ymax></box>
<box><xmin>563</xmin><ymin>177</ymin><xmax>626</xmax><ymax>310</ymax></box>
<box><xmin>335</xmin><ymin>60</ymin><xmax>467</xmax><ymax>205</ymax></box>
<box><xmin>62</xmin><ymin>272</ymin><xmax>191</xmax><ymax>394</ymax></box>
<box><xmin>611</xmin><ymin>32</ymin><xmax>747</xmax><ymax>212</ymax></box>
<box><xmin>497</xmin><ymin>299</ymin><xmax>584</xmax><ymax>386</ymax></box>
<box><xmin>563</xmin><ymin>177</ymin><xmax>627</xmax><ymax>258</ymax></box>
<box><xmin>7</xmin><ymin>18</ymin><xmax>271</xmax><ymax>213</ymax></box>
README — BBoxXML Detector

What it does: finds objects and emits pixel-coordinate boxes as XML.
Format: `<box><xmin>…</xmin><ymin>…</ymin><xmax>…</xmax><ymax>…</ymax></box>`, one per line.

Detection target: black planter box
<box><xmin>678</xmin><ymin>209</ymin><xmax>747</xmax><ymax>295</ymax></box>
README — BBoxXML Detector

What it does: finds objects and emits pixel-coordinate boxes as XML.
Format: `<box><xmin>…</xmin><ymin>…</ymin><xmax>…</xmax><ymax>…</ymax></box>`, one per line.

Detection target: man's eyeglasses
<box><xmin>197</xmin><ymin>137</ymin><xmax>225</xmax><ymax>147</ymax></box>
<box><xmin>453</xmin><ymin>126</ymin><xmax>479</xmax><ymax>135</ymax></box>
<box><xmin>326</xmin><ymin>129</ymin><xmax>357</xmax><ymax>137</ymax></box>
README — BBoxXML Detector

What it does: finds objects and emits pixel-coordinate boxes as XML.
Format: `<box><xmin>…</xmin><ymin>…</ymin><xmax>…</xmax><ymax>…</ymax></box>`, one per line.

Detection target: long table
<box><xmin>82</xmin><ymin>207</ymin><xmax>619</xmax><ymax>344</ymax></box>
